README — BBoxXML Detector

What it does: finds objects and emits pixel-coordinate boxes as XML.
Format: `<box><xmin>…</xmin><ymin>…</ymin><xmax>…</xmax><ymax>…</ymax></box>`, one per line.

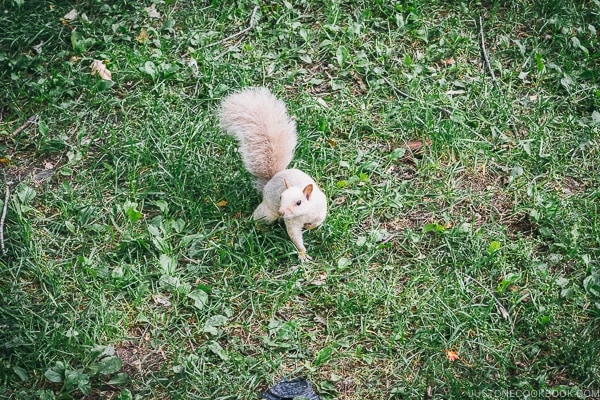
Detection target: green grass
<box><xmin>1</xmin><ymin>0</ymin><xmax>599</xmax><ymax>399</ymax></box>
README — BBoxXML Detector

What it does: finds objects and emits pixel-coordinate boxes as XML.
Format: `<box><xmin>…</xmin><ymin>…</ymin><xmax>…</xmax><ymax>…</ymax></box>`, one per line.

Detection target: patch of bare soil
<box><xmin>380</xmin><ymin>165</ymin><xmax>538</xmax><ymax>239</ymax></box>
<box><xmin>452</xmin><ymin>167</ymin><xmax>513</xmax><ymax>224</ymax></box>
<box><xmin>1</xmin><ymin>114</ymin><xmax>63</xmax><ymax>187</ymax></box>
<box><xmin>115</xmin><ymin>326</ymin><xmax>169</xmax><ymax>379</ymax></box>
<box><xmin>3</xmin><ymin>155</ymin><xmax>60</xmax><ymax>187</ymax></box>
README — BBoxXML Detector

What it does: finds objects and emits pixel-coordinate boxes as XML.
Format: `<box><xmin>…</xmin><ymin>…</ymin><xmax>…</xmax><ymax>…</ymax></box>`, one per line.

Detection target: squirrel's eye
<box><xmin>296</xmin><ymin>200</ymin><xmax>302</xmax><ymax>206</ymax></box>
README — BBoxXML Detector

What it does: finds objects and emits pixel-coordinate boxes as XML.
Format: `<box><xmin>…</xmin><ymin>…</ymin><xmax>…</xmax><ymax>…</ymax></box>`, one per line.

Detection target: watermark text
<box><xmin>466</xmin><ymin>388</ymin><xmax>600</xmax><ymax>399</ymax></box>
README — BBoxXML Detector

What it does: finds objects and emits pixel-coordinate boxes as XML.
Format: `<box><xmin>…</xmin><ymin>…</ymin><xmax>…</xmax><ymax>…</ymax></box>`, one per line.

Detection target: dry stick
<box><xmin>205</xmin><ymin>5</ymin><xmax>259</xmax><ymax>48</ymax></box>
<box><xmin>478</xmin><ymin>15</ymin><xmax>496</xmax><ymax>81</ymax></box>
<box><xmin>1</xmin><ymin>184</ymin><xmax>9</xmax><ymax>256</ymax></box>
<box><xmin>381</xmin><ymin>63</ymin><xmax>500</xmax><ymax>145</ymax></box>
<box><xmin>11</xmin><ymin>114</ymin><xmax>39</xmax><ymax>136</ymax></box>
<box><xmin>381</xmin><ymin>76</ymin><xmax>453</xmax><ymax>116</ymax></box>
<box><xmin>2</xmin><ymin>114</ymin><xmax>39</xmax><ymax>256</ymax></box>
<box><xmin>465</xmin><ymin>273</ymin><xmax>512</xmax><ymax>331</ymax></box>
<box><xmin>382</xmin><ymin>75</ymin><xmax>494</xmax><ymax>143</ymax></box>
<box><xmin>478</xmin><ymin>17</ymin><xmax>524</xmax><ymax>138</ymax></box>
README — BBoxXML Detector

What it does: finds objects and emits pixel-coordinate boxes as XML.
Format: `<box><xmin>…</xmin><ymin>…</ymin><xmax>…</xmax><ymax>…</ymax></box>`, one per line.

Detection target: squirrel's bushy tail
<box><xmin>219</xmin><ymin>87</ymin><xmax>297</xmax><ymax>189</ymax></box>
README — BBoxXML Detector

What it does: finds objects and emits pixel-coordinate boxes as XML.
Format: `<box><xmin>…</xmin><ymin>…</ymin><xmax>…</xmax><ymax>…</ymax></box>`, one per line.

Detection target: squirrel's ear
<box><xmin>303</xmin><ymin>184</ymin><xmax>313</xmax><ymax>200</ymax></box>
<box><xmin>284</xmin><ymin>179</ymin><xmax>291</xmax><ymax>189</ymax></box>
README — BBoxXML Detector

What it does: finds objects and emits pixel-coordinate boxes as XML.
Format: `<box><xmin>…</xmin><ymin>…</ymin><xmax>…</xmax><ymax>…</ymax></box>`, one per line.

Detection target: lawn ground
<box><xmin>1</xmin><ymin>1</ymin><xmax>599</xmax><ymax>399</ymax></box>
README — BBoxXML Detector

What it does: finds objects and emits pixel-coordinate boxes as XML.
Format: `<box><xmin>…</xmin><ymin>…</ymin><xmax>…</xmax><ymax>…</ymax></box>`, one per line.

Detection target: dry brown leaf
<box><xmin>445</xmin><ymin>350</ymin><xmax>460</xmax><ymax>362</ymax></box>
<box><xmin>0</xmin><ymin>157</ymin><xmax>10</xmax><ymax>165</ymax></box>
<box><xmin>91</xmin><ymin>60</ymin><xmax>112</xmax><ymax>81</ymax></box>
<box><xmin>136</xmin><ymin>28</ymin><xmax>149</xmax><ymax>44</ymax></box>
<box><xmin>406</xmin><ymin>139</ymin><xmax>432</xmax><ymax>153</ymax></box>
<box><xmin>442</xmin><ymin>57</ymin><xmax>455</xmax><ymax>66</ymax></box>
<box><xmin>216</xmin><ymin>199</ymin><xmax>228</xmax><ymax>208</ymax></box>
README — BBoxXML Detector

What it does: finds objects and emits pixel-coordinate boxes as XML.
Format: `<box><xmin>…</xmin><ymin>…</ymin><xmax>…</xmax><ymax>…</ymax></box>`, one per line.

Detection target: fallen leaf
<box><xmin>311</xmin><ymin>273</ymin><xmax>328</xmax><ymax>286</ymax></box>
<box><xmin>445</xmin><ymin>350</ymin><xmax>460</xmax><ymax>362</ymax></box>
<box><xmin>153</xmin><ymin>294</ymin><xmax>171</xmax><ymax>307</ymax></box>
<box><xmin>425</xmin><ymin>386</ymin><xmax>433</xmax><ymax>399</ymax></box>
<box><xmin>405</xmin><ymin>139</ymin><xmax>432</xmax><ymax>154</ymax></box>
<box><xmin>136</xmin><ymin>28</ymin><xmax>149</xmax><ymax>44</ymax></box>
<box><xmin>63</xmin><ymin>9</ymin><xmax>78</xmax><ymax>21</ymax></box>
<box><xmin>145</xmin><ymin>4</ymin><xmax>161</xmax><ymax>19</ymax></box>
<box><xmin>91</xmin><ymin>60</ymin><xmax>112</xmax><ymax>81</ymax></box>
<box><xmin>326</xmin><ymin>139</ymin><xmax>337</xmax><ymax>148</ymax></box>
<box><xmin>0</xmin><ymin>157</ymin><xmax>10</xmax><ymax>165</ymax></box>
<box><xmin>333</xmin><ymin>196</ymin><xmax>347</xmax><ymax>206</ymax></box>
<box><xmin>407</xmin><ymin>139</ymin><xmax>431</xmax><ymax>150</ymax></box>
<box><xmin>44</xmin><ymin>161</ymin><xmax>54</xmax><ymax>170</ymax></box>
<box><xmin>441</xmin><ymin>57</ymin><xmax>455</xmax><ymax>66</ymax></box>
<box><xmin>33</xmin><ymin>42</ymin><xmax>43</xmax><ymax>54</ymax></box>
<box><xmin>216</xmin><ymin>199</ymin><xmax>227</xmax><ymax>208</ymax></box>
<box><xmin>316</xmin><ymin>97</ymin><xmax>329</xmax><ymax>108</ymax></box>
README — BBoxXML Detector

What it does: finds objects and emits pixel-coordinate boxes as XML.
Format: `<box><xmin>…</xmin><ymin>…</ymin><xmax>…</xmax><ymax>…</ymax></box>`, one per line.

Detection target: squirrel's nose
<box><xmin>278</xmin><ymin>209</ymin><xmax>285</xmax><ymax>217</ymax></box>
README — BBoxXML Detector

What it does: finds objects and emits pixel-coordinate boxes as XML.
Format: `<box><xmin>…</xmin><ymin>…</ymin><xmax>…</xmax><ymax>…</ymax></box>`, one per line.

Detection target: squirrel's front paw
<box><xmin>298</xmin><ymin>251</ymin><xmax>313</xmax><ymax>262</ymax></box>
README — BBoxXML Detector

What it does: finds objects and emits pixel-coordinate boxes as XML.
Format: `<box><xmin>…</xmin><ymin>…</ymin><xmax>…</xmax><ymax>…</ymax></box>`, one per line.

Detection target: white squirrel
<box><xmin>219</xmin><ymin>87</ymin><xmax>327</xmax><ymax>261</ymax></box>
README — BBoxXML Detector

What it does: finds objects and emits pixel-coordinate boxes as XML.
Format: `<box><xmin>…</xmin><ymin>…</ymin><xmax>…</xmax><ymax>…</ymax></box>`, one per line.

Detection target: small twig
<box><xmin>464</xmin><ymin>273</ymin><xmax>512</xmax><ymax>331</ymax></box>
<box><xmin>206</xmin><ymin>5</ymin><xmax>259</xmax><ymax>48</ymax></box>
<box><xmin>11</xmin><ymin>114</ymin><xmax>39</xmax><ymax>136</ymax></box>
<box><xmin>1</xmin><ymin>183</ymin><xmax>9</xmax><ymax>256</ymax></box>
<box><xmin>381</xmin><ymin>76</ymin><xmax>452</xmax><ymax>116</ymax></box>
<box><xmin>180</xmin><ymin>256</ymin><xmax>203</xmax><ymax>264</ymax></box>
<box><xmin>378</xmin><ymin>233</ymin><xmax>397</xmax><ymax>247</ymax></box>
<box><xmin>478</xmin><ymin>15</ymin><xmax>496</xmax><ymax>81</ymax></box>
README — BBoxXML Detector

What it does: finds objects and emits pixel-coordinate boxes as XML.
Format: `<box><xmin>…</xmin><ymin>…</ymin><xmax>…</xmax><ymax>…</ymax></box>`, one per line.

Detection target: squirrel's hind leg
<box><xmin>253</xmin><ymin>202</ymin><xmax>279</xmax><ymax>224</ymax></box>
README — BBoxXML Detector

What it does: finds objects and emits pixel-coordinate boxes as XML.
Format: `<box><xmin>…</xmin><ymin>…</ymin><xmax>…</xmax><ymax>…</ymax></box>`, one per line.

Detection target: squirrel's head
<box><xmin>278</xmin><ymin>179</ymin><xmax>313</xmax><ymax>219</ymax></box>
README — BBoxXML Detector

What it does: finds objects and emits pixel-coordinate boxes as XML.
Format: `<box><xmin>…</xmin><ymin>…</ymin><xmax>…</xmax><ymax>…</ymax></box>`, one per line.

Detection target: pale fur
<box><xmin>219</xmin><ymin>87</ymin><xmax>297</xmax><ymax>186</ymax></box>
<box><xmin>218</xmin><ymin>88</ymin><xmax>328</xmax><ymax>261</ymax></box>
